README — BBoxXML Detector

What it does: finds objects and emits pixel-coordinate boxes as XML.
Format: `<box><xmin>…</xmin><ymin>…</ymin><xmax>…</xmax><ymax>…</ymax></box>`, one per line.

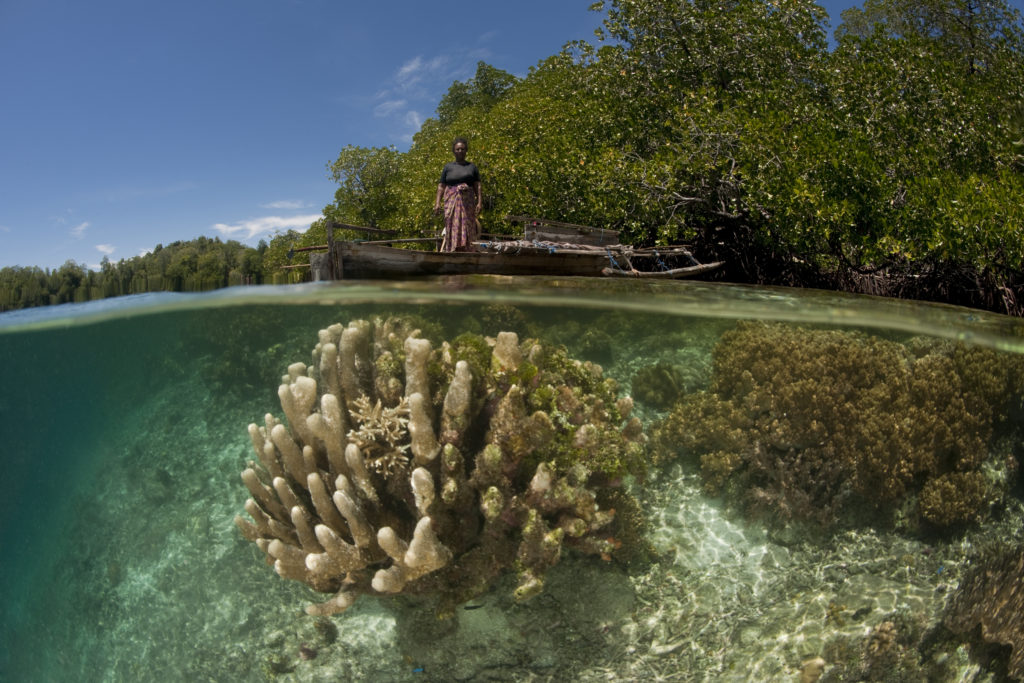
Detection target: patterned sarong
<box><xmin>441</xmin><ymin>183</ymin><xmax>478</xmax><ymax>252</ymax></box>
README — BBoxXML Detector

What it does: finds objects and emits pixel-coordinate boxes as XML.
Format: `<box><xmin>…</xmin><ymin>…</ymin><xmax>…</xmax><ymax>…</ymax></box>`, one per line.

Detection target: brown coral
<box><xmin>865</xmin><ymin>620</ymin><xmax>899</xmax><ymax>667</ymax></box>
<box><xmin>631</xmin><ymin>361</ymin><xmax>689</xmax><ymax>411</ymax></box>
<box><xmin>653</xmin><ymin>322</ymin><xmax>1023</xmax><ymax>530</ymax></box>
<box><xmin>945</xmin><ymin>544</ymin><xmax>1024</xmax><ymax>680</ymax></box>
<box><xmin>235</xmin><ymin>318</ymin><xmax>646</xmax><ymax>615</ymax></box>
<box><xmin>917</xmin><ymin>472</ymin><xmax>990</xmax><ymax>527</ymax></box>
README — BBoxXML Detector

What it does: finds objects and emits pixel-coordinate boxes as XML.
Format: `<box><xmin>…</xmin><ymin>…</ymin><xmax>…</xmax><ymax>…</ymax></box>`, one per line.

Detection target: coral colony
<box><xmin>233</xmin><ymin>316</ymin><xmax>1024</xmax><ymax>678</ymax></box>
<box><xmin>945</xmin><ymin>545</ymin><xmax>1024</xmax><ymax>681</ymax></box>
<box><xmin>235</xmin><ymin>317</ymin><xmax>646</xmax><ymax>616</ymax></box>
<box><xmin>654</xmin><ymin>321</ymin><xmax>1024</xmax><ymax>532</ymax></box>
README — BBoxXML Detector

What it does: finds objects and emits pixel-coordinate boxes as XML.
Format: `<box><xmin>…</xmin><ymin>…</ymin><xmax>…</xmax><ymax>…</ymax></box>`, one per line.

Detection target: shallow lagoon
<box><xmin>1</xmin><ymin>276</ymin><xmax>1021</xmax><ymax>681</ymax></box>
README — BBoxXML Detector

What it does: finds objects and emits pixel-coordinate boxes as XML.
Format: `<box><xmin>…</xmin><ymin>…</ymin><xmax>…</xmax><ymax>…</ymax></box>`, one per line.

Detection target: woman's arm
<box><xmin>434</xmin><ymin>183</ymin><xmax>444</xmax><ymax>215</ymax></box>
<box><xmin>474</xmin><ymin>181</ymin><xmax>482</xmax><ymax>213</ymax></box>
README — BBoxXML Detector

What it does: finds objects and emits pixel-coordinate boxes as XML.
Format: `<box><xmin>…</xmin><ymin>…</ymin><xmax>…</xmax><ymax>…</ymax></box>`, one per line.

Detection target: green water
<box><xmin>1</xmin><ymin>277</ymin><xmax>1021</xmax><ymax>682</ymax></box>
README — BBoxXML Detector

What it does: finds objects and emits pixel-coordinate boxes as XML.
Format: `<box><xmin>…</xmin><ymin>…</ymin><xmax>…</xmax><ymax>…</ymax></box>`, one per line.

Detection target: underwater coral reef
<box><xmin>654</xmin><ymin>322</ymin><xmax>1024</xmax><ymax>532</ymax></box>
<box><xmin>235</xmin><ymin>317</ymin><xmax>647</xmax><ymax>615</ymax></box>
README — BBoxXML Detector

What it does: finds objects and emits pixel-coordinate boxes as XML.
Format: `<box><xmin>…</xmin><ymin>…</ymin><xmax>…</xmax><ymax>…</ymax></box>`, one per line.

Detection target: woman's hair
<box><xmin>451</xmin><ymin>137</ymin><xmax>469</xmax><ymax>152</ymax></box>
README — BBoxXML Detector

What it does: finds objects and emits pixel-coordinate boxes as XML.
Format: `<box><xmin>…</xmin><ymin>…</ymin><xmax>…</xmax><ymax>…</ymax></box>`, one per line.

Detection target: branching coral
<box><xmin>917</xmin><ymin>472</ymin><xmax>990</xmax><ymax>528</ymax></box>
<box><xmin>653</xmin><ymin>322</ymin><xmax>1023</xmax><ymax>530</ymax></box>
<box><xmin>235</xmin><ymin>317</ymin><xmax>646</xmax><ymax>615</ymax></box>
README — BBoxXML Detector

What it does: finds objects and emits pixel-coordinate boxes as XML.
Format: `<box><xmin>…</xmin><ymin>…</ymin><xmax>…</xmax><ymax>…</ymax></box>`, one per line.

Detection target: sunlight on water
<box><xmin>1</xmin><ymin>277</ymin><xmax>1021</xmax><ymax>681</ymax></box>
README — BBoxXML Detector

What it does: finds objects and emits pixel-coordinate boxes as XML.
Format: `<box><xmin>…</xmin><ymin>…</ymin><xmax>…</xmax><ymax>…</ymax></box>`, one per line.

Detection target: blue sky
<box><xmin>1</xmin><ymin>0</ymin><xmax>1017</xmax><ymax>270</ymax></box>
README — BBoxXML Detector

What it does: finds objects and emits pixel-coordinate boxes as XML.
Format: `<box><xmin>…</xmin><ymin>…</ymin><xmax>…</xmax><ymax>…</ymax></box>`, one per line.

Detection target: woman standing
<box><xmin>434</xmin><ymin>137</ymin><xmax>482</xmax><ymax>252</ymax></box>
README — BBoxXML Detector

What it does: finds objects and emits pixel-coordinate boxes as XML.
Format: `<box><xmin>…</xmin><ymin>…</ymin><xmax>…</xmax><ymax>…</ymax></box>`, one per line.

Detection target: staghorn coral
<box><xmin>235</xmin><ymin>317</ymin><xmax>646</xmax><ymax>616</ymax></box>
<box><xmin>653</xmin><ymin>322</ymin><xmax>1023</xmax><ymax>530</ymax></box>
<box><xmin>945</xmin><ymin>543</ymin><xmax>1024</xmax><ymax>680</ymax></box>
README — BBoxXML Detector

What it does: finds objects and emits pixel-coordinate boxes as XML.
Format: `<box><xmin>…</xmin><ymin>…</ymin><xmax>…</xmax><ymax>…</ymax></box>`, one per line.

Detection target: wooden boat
<box><xmin>319</xmin><ymin>240</ymin><xmax>609</xmax><ymax>279</ymax></box>
<box><xmin>305</xmin><ymin>218</ymin><xmax>724</xmax><ymax>280</ymax></box>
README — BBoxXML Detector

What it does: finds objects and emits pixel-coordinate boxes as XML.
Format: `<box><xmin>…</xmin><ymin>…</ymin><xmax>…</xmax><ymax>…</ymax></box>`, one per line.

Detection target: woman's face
<box><xmin>453</xmin><ymin>142</ymin><xmax>468</xmax><ymax>162</ymax></box>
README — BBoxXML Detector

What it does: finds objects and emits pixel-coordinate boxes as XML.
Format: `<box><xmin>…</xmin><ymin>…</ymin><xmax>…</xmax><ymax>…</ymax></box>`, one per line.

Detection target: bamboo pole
<box><xmin>327</xmin><ymin>220</ymin><xmax>399</xmax><ymax>235</ymax></box>
<box><xmin>600</xmin><ymin>261</ymin><xmax>724</xmax><ymax>279</ymax></box>
<box><xmin>355</xmin><ymin>237</ymin><xmax>439</xmax><ymax>246</ymax></box>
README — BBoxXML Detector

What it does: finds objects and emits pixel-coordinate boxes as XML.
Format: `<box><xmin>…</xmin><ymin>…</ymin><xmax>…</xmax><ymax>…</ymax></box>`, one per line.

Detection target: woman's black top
<box><xmin>439</xmin><ymin>161</ymin><xmax>480</xmax><ymax>187</ymax></box>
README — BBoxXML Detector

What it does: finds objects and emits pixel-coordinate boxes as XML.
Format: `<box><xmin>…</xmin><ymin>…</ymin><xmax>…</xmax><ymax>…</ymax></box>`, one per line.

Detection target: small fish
<box><xmin>463</xmin><ymin>603</ymin><xmax>485</xmax><ymax>610</ymax></box>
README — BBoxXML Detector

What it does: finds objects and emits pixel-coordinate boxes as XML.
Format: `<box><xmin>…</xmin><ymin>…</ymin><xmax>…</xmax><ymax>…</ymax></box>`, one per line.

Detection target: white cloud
<box><xmin>95</xmin><ymin>244</ymin><xmax>115</xmax><ymax>255</ymax></box>
<box><xmin>0</xmin><ymin>224</ymin><xmax>10</xmax><ymax>233</ymax></box>
<box><xmin>374</xmin><ymin>99</ymin><xmax>407</xmax><ymax>117</ymax></box>
<box><xmin>365</xmin><ymin>47</ymin><xmax>494</xmax><ymax>144</ymax></box>
<box><xmin>396</xmin><ymin>55</ymin><xmax>423</xmax><ymax>80</ymax></box>
<box><xmin>261</xmin><ymin>200</ymin><xmax>309</xmax><ymax>210</ymax></box>
<box><xmin>395</xmin><ymin>55</ymin><xmax>448</xmax><ymax>90</ymax></box>
<box><xmin>71</xmin><ymin>221</ymin><xmax>90</xmax><ymax>238</ymax></box>
<box><xmin>212</xmin><ymin>214</ymin><xmax>321</xmax><ymax>240</ymax></box>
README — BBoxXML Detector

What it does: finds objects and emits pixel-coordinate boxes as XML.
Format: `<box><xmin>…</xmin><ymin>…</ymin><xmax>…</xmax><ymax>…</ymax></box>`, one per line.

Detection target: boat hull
<box><xmin>310</xmin><ymin>240</ymin><xmax>724</xmax><ymax>281</ymax></box>
<box><xmin>324</xmin><ymin>241</ymin><xmax>612</xmax><ymax>279</ymax></box>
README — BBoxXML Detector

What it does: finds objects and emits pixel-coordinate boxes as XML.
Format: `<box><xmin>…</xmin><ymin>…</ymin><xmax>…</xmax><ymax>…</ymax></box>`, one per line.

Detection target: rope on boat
<box><xmin>482</xmin><ymin>239</ymin><xmax>615</xmax><ymax>253</ymax></box>
<box><xmin>653</xmin><ymin>249</ymin><xmax>669</xmax><ymax>272</ymax></box>
<box><xmin>605</xmin><ymin>248</ymin><xmax>630</xmax><ymax>274</ymax></box>
<box><xmin>532</xmin><ymin>240</ymin><xmax>557</xmax><ymax>254</ymax></box>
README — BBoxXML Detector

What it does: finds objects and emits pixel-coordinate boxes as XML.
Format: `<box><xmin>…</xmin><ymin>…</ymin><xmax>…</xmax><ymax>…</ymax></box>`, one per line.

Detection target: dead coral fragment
<box><xmin>235</xmin><ymin>317</ymin><xmax>645</xmax><ymax>615</ymax></box>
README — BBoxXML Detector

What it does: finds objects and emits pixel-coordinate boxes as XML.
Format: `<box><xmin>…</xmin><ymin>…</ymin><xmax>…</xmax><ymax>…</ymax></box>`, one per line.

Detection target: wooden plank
<box><xmin>327</xmin><ymin>220</ymin><xmax>338</xmax><ymax>280</ymax></box>
<box><xmin>309</xmin><ymin>253</ymin><xmax>330</xmax><ymax>280</ymax></box>
<box><xmin>524</xmin><ymin>227</ymin><xmax>620</xmax><ymax>246</ymax></box>
<box><xmin>506</xmin><ymin>215</ymin><xmax>620</xmax><ymax>246</ymax></box>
